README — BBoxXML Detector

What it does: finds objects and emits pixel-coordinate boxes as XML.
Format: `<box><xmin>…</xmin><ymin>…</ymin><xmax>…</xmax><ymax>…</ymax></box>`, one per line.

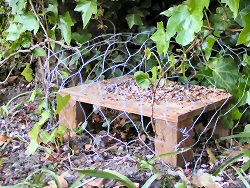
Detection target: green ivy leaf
<box><xmin>58</xmin><ymin>11</ymin><xmax>74</xmax><ymax>45</ymax></box>
<box><xmin>7</xmin><ymin>0</ymin><xmax>26</xmax><ymax>14</ymax></box>
<box><xmin>6</xmin><ymin>12</ymin><xmax>40</xmax><ymax>41</ymax></box>
<box><xmin>237</xmin><ymin>13</ymin><xmax>250</xmax><ymax>47</ymax></box>
<box><xmin>144</xmin><ymin>48</ymin><xmax>151</xmax><ymax>60</ymax></box>
<box><xmin>5</xmin><ymin>23</ymin><xmax>23</xmax><ymax>41</ymax></box>
<box><xmin>21</xmin><ymin>64</ymin><xmax>34</xmax><ymax>82</ymax></box>
<box><xmin>74</xmin><ymin>0</ymin><xmax>98</xmax><ymax>28</ymax></box>
<box><xmin>125</xmin><ymin>14</ymin><xmax>143</xmax><ymax>29</ymax></box>
<box><xmin>47</xmin><ymin>2</ymin><xmax>58</xmax><ymax>17</ymax></box>
<box><xmin>55</xmin><ymin>94</ymin><xmax>71</xmax><ymax>115</ymax></box>
<box><xmin>150</xmin><ymin>22</ymin><xmax>169</xmax><ymax>55</ymax></box>
<box><xmin>72</xmin><ymin>31</ymin><xmax>92</xmax><ymax>43</ymax></box>
<box><xmin>211</xmin><ymin>7</ymin><xmax>233</xmax><ymax>31</ymax></box>
<box><xmin>33</xmin><ymin>48</ymin><xmax>46</xmax><ymax>58</ymax></box>
<box><xmin>202</xmin><ymin>30</ymin><xmax>217</xmax><ymax>60</ymax></box>
<box><xmin>208</xmin><ymin>57</ymin><xmax>239</xmax><ymax>91</ymax></box>
<box><xmin>221</xmin><ymin>0</ymin><xmax>240</xmax><ymax>19</ymax></box>
<box><xmin>14</xmin><ymin>12</ymin><xmax>40</xmax><ymax>34</ymax></box>
<box><xmin>230</xmin><ymin>106</ymin><xmax>242</xmax><ymax>120</ymax></box>
<box><xmin>185</xmin><ymin>0</ymin><xmax>210</xmax><ymax>11</ymax></box>
<box><xmin>134</xmin><ymin>71</ymin><xmax>151</xmax><ymax>89</ymax></box>
<box><xmin>235</xmin><ymin>5</ymin><xmax>250</xmax><ymax>27</ymax></box>
<box><xmin>29</xmin><ymin>123</ymin><xmax>40</xmax><ymax>140</ymax></box>
<box><xmin>161</xmin><ymin>1</ymin><xmax>206</xmax><ymax>46</ymax></box>
<box><xmin>40</xmin><ymin>130</ymin><xmax>56</xmax><ymax>144</ymax></box>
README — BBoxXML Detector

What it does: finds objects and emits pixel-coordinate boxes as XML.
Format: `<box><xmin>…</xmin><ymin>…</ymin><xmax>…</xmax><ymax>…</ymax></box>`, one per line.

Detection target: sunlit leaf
<box><xmin>33</xmin><ymin>48</ymin><xmax>46</xmax><ymax>58</ymax></box>
<box><xmin>237</xmin><ymin>13</ymin><xmax>250</xmax><ymax>47</ymax></box>
<box><xmin>14</xmin><ymin>12</ymin><xmax>40</xmax><ymax>34</ymax></box>
<box><xmin>144</xmin><ymin>48</ymin><xmax>151</xmax><ymax>60</ymax></box>
<box><xmin>6</xmin><ymin>23</ymin><xmax>23</xmax><ymax>41</ymax></box>
<box><xmin>7</xmin><ymin>0</ymin><xmax>26</xmax><ymax>14</ymax></box>
<box><xmin>134</xmin><ymin>71</ymin><xmax>151</xmax><ymax>89</ymax></box>
<box><xmin>221</xmin><ymin>0</ymin><xmax>240</xmax><ymax>18</ymax></box>
<box><xmin>74</xmin><ymin>0</ymin><xmax>98</xmax><ymax>28</ymax></box>
<box><xmin>150</xmin><ymin>22</ymin><xmax>169</xmax><ymax>55</ymax></box>
<box><xmin>235</xmin><ymin>5</ymin><xmax>250</xmax><ymax>27</ymax></box>
<box><xmin>174</xmin><ymin>182</ymin><xmax>186</xmax><ymax>188</ymax></box>
<box><xmin>37</xmin><ymin>110</ymin><xmax>50</xmax><ymax>126</ymax></box>
<box><xmin>55</xmin><ymin>94</ymin><xmax>71</xmax><ymax>115</ymax></box>
<box><xmin>202</xmin><ymin>30</ymin><xmax>217</xmax><ymax>60</ymax></box>
<box><xmin>125</xmin><ymin>14</ymin><xmax>143</xmax><ymax>29</ymax></box>
<box><xmin>47</xmin><ymin>2</ymin><xmax>58</xmax><ymax>17</ymax></box>
<box><xmin>58</xmin><ymin>11</ymin><xmax>74</xmax><ymax>45</ymax></box>
<box><xmin>21</xmin><ymin>64</ymin><xmax>34</xmax><ymax>82</ymax></box>
<box><xmin>161</xmin><ymin>1</ymin><xmax>208</xmax><ymax>46</ymax></box>
<box><xmin>151</xmin><ymin>66</ymin><xmax>158</xmax><ymax>83</ymax></box>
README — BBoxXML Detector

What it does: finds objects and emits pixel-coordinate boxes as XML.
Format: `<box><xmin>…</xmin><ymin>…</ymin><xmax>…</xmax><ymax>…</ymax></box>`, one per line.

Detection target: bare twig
<box><xmin>0</xmin><ymin>65</ymin><xmax>16</xmax><ymax>85</ymax></box>
<box><xmin>29</xmin><ymin>0</ymin><xmax>48</xmax><ymax>38</ymax></box>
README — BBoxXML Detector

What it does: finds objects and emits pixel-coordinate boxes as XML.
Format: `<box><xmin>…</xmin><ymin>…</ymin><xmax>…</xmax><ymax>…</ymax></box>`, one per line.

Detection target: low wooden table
<box><xmin>59</xmin><ymin>75</ymin><xmax>232</xmax><ymax>166</ymax></box>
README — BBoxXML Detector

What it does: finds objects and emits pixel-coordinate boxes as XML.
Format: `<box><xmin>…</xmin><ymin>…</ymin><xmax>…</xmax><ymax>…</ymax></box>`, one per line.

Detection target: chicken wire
<box><xmin>40</xmin><ymin>32</ymin><xmax>246</xmax><ymax>171</ymax></box>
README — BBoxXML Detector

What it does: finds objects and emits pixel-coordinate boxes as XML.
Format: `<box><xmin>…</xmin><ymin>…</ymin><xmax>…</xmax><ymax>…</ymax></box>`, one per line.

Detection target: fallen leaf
<box><xmin>141</xmin><ymin>134</ymin><xmax>146</xmax><ymax>141</ymax></box>
<box><xmin>192</xmin><ymin>173</ymin><xmax>221</xmax><ymax>188</ymax></box>
<box><xmin>85</xmin><ymin>144</ymin><xmax>92</xmax><ymax>151</ymax></box>
<box><xmin>114</xmin><ymin>181</ymin><xmax>140</xmax><ymax>188</ymax></box>
<box><xmin>0</xmin><ymin>135</ymin><xmax>9</xmax><ymax>146</ymax></box>
<box><xmin>44</xmin><ymin>171</ymin><xmax>68</xmax><ymax>188</ymax></box>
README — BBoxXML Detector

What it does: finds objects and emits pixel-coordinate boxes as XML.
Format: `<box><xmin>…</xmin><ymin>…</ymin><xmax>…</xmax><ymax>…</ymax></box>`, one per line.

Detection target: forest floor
<box><xmin>0</xmin><ymin>79</ymin><xmax>247</xmax><ymax>188</ymax></box>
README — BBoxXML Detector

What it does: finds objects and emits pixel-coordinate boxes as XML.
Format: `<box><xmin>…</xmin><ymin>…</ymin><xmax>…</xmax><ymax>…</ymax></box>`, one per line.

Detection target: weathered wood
<box><xmin>60</xmin><ymin>76</ymin><xmax>231</xmax><ymax>123</ymax></box>
<box><xmin>59</xmin><ymin>99</ymin><xmax>92</xmax><ymax>133</ymax></box>
<box><xmin>155</xmin><ymin>118</ymin><xmax>195</xmax><ymax>166</ymax></box>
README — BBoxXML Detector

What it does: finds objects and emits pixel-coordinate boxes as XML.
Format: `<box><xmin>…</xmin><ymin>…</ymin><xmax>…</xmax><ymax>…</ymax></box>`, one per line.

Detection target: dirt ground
<box><xmin>0</xmin><ymin>79</ymin><xmax>247</xmax><ymax>187</ymax></box>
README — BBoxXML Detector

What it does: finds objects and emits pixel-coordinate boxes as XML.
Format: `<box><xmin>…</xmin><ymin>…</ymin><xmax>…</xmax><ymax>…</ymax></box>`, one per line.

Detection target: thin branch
<box><xmin>0</xmin><ymin>65</ymin><xmax>16</xmax><ymax>85</ymax></box>
<box><xmin>29</xmin><ymin>0</ymin><xmax>48</xmax><ymax>38</ymax></box>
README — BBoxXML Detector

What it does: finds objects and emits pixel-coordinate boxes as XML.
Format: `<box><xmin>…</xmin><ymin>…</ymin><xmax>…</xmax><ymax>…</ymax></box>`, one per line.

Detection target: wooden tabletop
<box><xmin>60</xmin><ymin>75</ymin><xmax>232</xmax><ymax>122</ymax></box>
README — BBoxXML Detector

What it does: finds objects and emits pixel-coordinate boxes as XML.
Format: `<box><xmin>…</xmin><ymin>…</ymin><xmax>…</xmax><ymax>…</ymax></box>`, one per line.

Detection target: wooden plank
<box><xmin>59</xmin><ymin>99</ymin><xmax>81</xmax><ymax>133</ymax></box>
<box><xmin>60</xmin><ymin>75</ymin><xmax>232</xmax><ymax>122</ymax></box>
<box><xmin>154</xmin><ymin>118</ymin><xmax>195</xmax><ymax>166</ymax></box>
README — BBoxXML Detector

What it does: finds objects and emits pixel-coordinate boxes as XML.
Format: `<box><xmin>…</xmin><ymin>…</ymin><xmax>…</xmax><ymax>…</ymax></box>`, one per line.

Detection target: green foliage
<box><xmin>221</xmin><ymin>0</ymin><xmax>240</xmax><ymax>18</ymax></box>
<box><xmin>75</xmin><ymin>169</ymin><xmax>136</xmax><ymax>188</ymax></box>
<box><xmin>58</xmin><ymin>11</ymin><xmax>74</xmax><ymax>45</ymax></box>
<box><xmin>6</xmin><ymin>12</ymin><xmax>39</xmax><ymax>41</ymax></box>
<box><xmin>74</xmin><ymin>0</ymin><xmax>98</xmax><ymax>28</ymax></box>
<box><xmin>1</xmin><ymin>0</ymin><xmax>250</xmax><ymax>180</ymax></box>
<box><xmin>134</xmin><ymin>71</ymin><xmax>151</xmax><ymax>89</ymax></box>
<box><xmin>237</xmin><ymin>13</ymin><xmax>250</xmax><ymax>46</ymax></box>
<box><xmin>126</xmin><ymin>13</ymin><xmax>143</xmax><ymax>29</ymax></box>
<box><xmin>150</xmin><ymin>22</ymin><xmax>168</xmax><ymax>56</ymax></box>
<box><xmin>208</xmin><ymin>56</ymin><xmax>239</xmax><ymax>92</ymax></box>
<box><xmin>7</xmin><ymin>0</ymin><xmax>26</xmax><ymax>14</ymax></box>
<box><xmin>21</xmin><ymin>64</ymin><xmax>34</xmax><ymax>82</ymax></box>
<box><xmin>55</xmin><ymin>94</ymin><xmax>71</xmax><ymax>115</ymax></box>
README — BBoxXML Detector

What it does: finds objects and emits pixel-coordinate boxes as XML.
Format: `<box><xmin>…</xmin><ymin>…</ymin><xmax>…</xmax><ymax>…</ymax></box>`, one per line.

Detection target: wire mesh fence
<box><xmin>38</xmin><ymin>32</ymin><xmax>245</xmax><ymax>171</ymax></box>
